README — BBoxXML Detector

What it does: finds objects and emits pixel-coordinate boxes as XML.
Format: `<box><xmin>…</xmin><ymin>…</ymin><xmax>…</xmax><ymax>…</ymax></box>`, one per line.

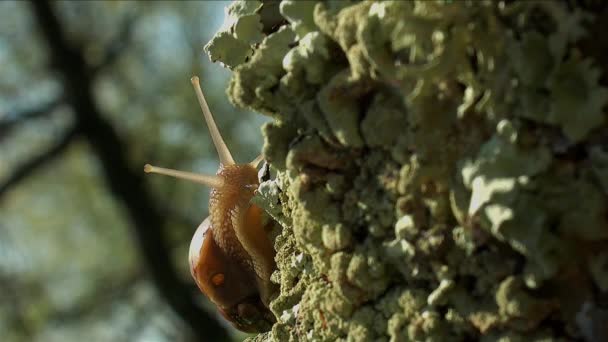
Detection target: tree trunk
<box><xmin>207</xmin><ymin>1</ymin><xmax>608</xmax><ymax>341</ymax></box>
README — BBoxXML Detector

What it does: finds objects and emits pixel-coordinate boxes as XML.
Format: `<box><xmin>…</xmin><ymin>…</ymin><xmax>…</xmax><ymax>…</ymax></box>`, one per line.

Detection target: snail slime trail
<box><xmin>144</xmin><ymin>76</ymin><xmax>276</xmax><ymax>332</ymax></box>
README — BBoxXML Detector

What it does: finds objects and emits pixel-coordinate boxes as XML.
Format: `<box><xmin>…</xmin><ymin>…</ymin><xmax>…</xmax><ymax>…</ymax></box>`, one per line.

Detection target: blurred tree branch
<box><xmin>0</xmin><ymin>274</ymin><xmax>35</xmax><ymax>339</ymax></box>
<box><xmin>28</xmin><ymin>1</ymin><xmax>229</xmax><ymax>340</ymax></box>
<box><xmin>0</xmin><ymin>126</ymin><xmax>78</xmax><ymax>199</ymax></box>
<box><xmin>0</xmin><ymin>228</ymin><xmax>36</xmax><ymax>339</ymax></box>
<box><xmin>50</xmin><ymin>272</ymin><xmax>144</xmax><ymax>324</ymax></box>
<box><xmin>0</xmin><ymin>12</ymin><xmax>136</xmax><ymax>141</ymax></box>
<box><xmin>0</xmin><ymin>99</ymin><xmax>64</xmax><ymax>143</ymax></box>
<box><xmin>90</xmin><ymin>12</ymin><xmax>139</xmax><ymax>75</ymax></box>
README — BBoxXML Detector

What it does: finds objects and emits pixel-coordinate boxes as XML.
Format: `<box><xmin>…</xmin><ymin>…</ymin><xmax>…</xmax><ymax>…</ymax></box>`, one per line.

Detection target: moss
<box><xmin>206</xmin><ymin>1</ymin><xmax>608</xmax><ymax>340</ymax></box>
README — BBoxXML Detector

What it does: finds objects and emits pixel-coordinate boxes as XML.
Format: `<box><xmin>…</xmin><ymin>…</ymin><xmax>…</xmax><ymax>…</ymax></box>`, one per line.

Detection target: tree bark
<box><xmin>207</xmin><ymin>1</ymin><xmax>608</xmax><ymax>341</ymax></box>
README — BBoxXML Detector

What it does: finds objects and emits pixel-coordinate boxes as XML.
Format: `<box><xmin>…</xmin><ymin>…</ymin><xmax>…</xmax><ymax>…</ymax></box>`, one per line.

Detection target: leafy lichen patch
<box><xmin>207</xmin><ymin>1</ymin><xmax>608</xmax><ymax>340</ymax></box>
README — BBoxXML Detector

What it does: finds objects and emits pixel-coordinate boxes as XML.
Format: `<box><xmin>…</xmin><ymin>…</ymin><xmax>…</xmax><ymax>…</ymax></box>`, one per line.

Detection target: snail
<box><xmin>144</xmin><ymin>76</ymin><xmax>277</xmax><ymax>332</ymax></box>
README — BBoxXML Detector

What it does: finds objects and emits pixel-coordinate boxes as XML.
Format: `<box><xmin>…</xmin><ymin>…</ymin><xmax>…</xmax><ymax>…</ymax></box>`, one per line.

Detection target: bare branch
<box><xmin>0</xmin><ymin>127</ymin><xmax>78</xmax><ymax>199</ymax></box>
<box><xmin>50</xmin><ymin>272</ymin><xmax>144</xmax><ymax>324</ymax></box>
<box><xmin>0</xmin><ymin>13</ymin><xmax>136</xmax><ymax>142</ymax></box>
<box><xmin>0</xmin><ymin>99</ymin><xmax>64</xmax><ymax>143</ymax></box>
<box><xmin>90</xmin><ymin>12</ymin><xmax>139</xmax><ymax>75</ymax></box>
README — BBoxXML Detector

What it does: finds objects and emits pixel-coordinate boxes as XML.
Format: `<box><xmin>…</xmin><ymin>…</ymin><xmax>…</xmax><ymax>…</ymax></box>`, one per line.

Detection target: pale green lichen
<box><xmin>229</xmin><ymin>26</ymin><xmax>297</xmax><ymax>117</ymax></box>
<box><xmin>317</xmin><ymin>69</ymin><xmax>368</xmax><ymax>147</ymax></box>
<box><xmin>204</xmin><ymin>0</ymin><xmax>264</xmax><ymax>68</ymax></box>
<box><xmin>279</xmin><ymin>0</ymin><xmax>318</xmax><ymax>39</ymax></box>
<box><xmin>282</xmin><ymin>32</ymin><xmax>332</xmax><ymax>86</ymax></box>
<box><xmin>361</xmin><ymin>90</ymin><xmax>408</xmax><ymax>148</ymax></box>
<box><xmin>207</xmin><ymin>1</ymin><xmax>608</xmax><ymax>341</ymax></box>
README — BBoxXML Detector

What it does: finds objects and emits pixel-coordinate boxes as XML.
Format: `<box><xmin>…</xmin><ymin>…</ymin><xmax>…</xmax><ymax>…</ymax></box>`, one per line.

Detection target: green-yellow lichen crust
<box><xmin>205</xmin><ymin>1</ymin><xmax>608</xmax><ymax>341</ymax></box>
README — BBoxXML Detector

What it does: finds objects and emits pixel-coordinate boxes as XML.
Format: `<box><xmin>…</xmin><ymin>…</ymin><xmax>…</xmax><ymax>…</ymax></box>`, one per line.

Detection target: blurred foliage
<box><xmin>0</xmin><ymin>1</ymin><xmax>266</xmax><ymax>341</ymax></box>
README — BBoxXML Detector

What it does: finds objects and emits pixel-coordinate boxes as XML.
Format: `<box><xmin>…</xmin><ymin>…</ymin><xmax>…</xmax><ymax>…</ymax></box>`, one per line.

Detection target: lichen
<box><xmin>204</xmin><ymin>0</ymin><xmax>264</xmax><ymax>69</ymax></box>
<box><xmin>207</xmin><ymin>1</ymin><xmax>608</xmax><ymax>340</ymax></box>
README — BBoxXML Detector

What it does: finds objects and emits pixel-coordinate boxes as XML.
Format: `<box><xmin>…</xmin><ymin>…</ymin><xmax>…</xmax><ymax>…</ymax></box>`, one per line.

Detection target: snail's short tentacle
<box><xmin>144</xmin><ymin>164</ymin><xmax>223</xmax><ymax>188</ymax></box>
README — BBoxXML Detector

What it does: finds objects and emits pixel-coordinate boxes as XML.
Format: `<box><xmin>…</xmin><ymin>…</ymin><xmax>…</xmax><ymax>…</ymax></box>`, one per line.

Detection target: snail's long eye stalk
<box><xmin>144</xmin><ymin>164</ymin><xmax>223</xmax><ymax>188</ymax></box>
<box><xmin>190</xmin><ymin>76</ymin><xmax>235</xmax><ymax>166</ymax></box>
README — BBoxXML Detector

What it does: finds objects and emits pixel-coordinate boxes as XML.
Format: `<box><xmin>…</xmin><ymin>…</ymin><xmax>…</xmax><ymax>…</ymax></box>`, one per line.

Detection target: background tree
<box><xmin>0</xmin><ymin>1</ymin><xmax>265</xmax><ymax>340</ymax></box>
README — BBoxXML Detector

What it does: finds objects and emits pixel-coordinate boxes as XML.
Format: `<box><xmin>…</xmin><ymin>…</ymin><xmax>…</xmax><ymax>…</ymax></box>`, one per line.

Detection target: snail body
<box><xmin>145</xmin><ymin>77</ymin><xmax>276</xmax><ymax>332</ymax></box>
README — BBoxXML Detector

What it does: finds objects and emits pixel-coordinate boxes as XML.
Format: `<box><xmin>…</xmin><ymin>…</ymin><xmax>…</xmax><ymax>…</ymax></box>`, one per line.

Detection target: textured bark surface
<box><xmin>207</xmin><ymin>1</ymin><xmax>608</xmax><ymax>341</ymax></box>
